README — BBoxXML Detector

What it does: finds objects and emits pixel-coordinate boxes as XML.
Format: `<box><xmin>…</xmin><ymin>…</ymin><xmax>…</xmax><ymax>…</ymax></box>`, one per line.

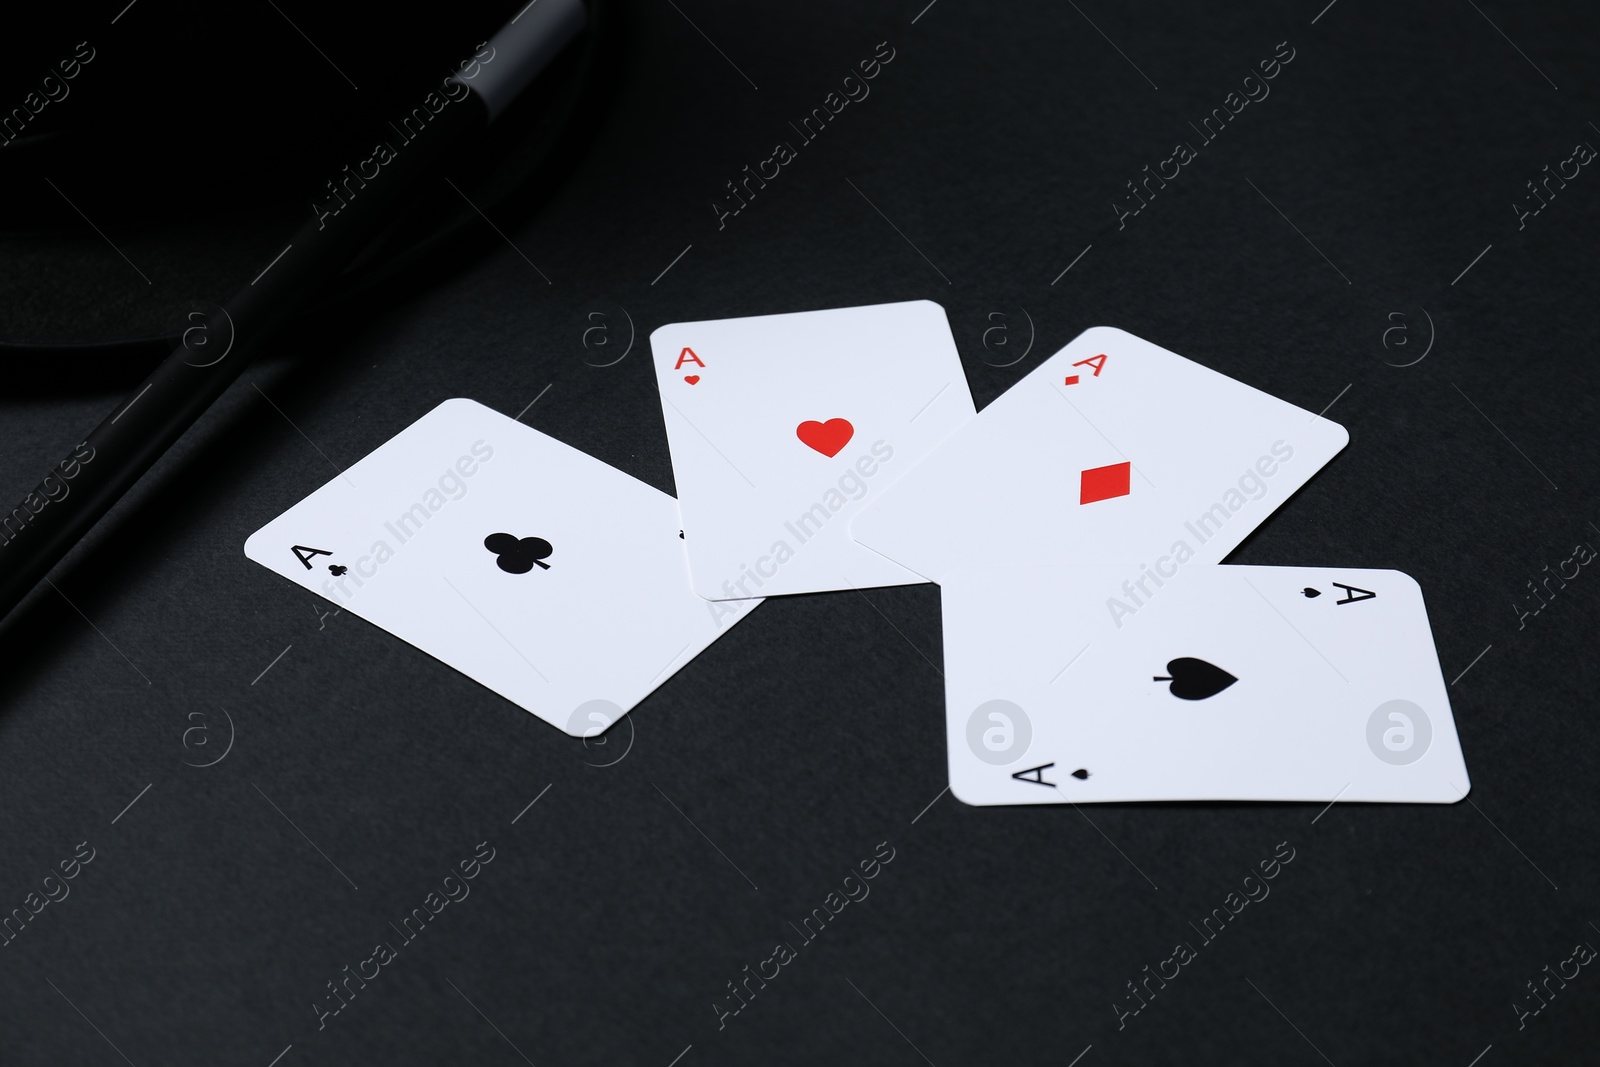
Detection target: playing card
<box><xmin>849</xmin><ymin>326</ymin><xmax>1350</xmax><ymax>582</ymax></box>
<box><xmin>243</xmin><ymin>399</ymin><xmax>758</xmax><ymax>735</ymax></box>
<box><xmin>941</xmin><ymin>565</ymin><xmax>1469</xmax><ymax>805</ymax></box>
<box><xmin>649</xmin><ymin>300</ymin><xmax>976</xmax><ymax>600</ymax></box>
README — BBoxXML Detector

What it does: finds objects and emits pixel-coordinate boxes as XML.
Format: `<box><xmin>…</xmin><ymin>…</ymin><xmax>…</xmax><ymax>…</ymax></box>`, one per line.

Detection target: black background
<box><xmin>3</xmin><ymin>2</ymin><xmax>1599</xmax><ymax>1065</ymax></box>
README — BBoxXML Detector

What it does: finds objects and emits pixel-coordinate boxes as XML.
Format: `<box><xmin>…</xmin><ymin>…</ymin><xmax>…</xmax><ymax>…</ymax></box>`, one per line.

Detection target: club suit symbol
<box><xmin>484</xmin><ymin>533</ymin><xmax>554</xmax><ymax>573</ymax></box>
<box><xmin>1153</xmin><ymin>657</ymin><xmax>1237</xmax><ymax>700</ymax></box>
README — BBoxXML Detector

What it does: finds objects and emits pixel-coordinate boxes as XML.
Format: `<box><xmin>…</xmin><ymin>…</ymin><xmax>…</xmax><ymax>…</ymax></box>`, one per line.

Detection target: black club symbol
<box><xmin>484</xmin><ymin>533</ymin><xmax>553</xmax><ymax>573</ymax></box>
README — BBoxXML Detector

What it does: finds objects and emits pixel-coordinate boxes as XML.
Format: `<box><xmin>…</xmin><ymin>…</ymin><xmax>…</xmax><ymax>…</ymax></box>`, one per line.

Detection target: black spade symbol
<box><xmin>484</xmin><ymin>532</ymin><xmax>554</xmax><ymax>573</ymax></box>
<box><xmin>1070</xmin><ymin>768</ymin><xmax>1090</xmax><ymax>780</ymax></box>
<box><xmin>1153</xmin><ymin>658</ymin><xmax>1238</xmax><ymax>701</ymax></box>
<box><xmin>1301</xmin><ymin>586</ymin><xmax>1321</xmax><ymax>598</ymax></box>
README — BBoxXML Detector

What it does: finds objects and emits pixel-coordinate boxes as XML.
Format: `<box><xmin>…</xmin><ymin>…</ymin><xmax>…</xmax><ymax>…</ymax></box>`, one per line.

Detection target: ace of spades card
<box><xmin>940</xmin><ymin>565</ymin><xmax>1469</xmax><ymax>805</ymax></box>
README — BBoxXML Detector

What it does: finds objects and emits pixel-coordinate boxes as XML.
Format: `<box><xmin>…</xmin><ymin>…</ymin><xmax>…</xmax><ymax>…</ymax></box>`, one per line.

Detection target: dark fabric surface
<box><xmin>3</xmin><ymin>2</ymin><xmax>1598</xmax><ymax>1064</ymax></box>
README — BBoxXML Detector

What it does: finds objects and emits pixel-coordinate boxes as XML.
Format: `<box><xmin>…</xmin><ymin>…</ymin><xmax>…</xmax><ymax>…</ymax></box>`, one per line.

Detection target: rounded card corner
<box><xmin>1387</xmin><ymin>569</ymin><xmax>1424</xmax><ymax>599</ymax></box>
<box><xmin>433</xmin><ymin>397</ymin><xmax>484</xmax><ymax>418</ymax></box>
<box><xmin>947</xmin><ymin>779</ymin><xmax>986</xmax><ymax>808</ymax></box>
<box><xmin>1065</xmin><ymin>325</ymin><xmax>1133</xmax><ymax>351</ymax></box>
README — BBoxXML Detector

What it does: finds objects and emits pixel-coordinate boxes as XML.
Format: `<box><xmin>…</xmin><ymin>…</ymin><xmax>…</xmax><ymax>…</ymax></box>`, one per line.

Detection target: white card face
<box><xmin>244</xmin><ymin>399</ymin><xmax>758</xmax><ymax>735</ymax></box>
<box><xmin>649</xmin><ymin>300</ymin><xmax>976</xmax><ymax>600</ymax></box>
<box><xmin>850</xmin><ymin>326</ymin><xmax>1350</xmax><ymax>582</ymax></box>
<box><xmin>942</xmin><ymin>565</ymin><xmax>1469</xmax><ymax>805</ymax></box>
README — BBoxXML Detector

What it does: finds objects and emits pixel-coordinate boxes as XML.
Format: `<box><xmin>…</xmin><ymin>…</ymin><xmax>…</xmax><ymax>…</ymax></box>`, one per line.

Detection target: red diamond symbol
<box><xmin>1079</xmin><ymin>461</ymin><xmax>1131</xmax><ymax>504</ymax></box>
<box><xmin>1063</xmin><ymin>375</ymin><xmax>1080</xmax><ymax>386</ymax></box>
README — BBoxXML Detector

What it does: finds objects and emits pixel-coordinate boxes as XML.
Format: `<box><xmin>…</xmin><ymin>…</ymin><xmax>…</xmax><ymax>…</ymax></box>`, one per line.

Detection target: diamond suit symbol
<box><xmin>1079</xmin><ymin>461</ymin><xmax>1131</xmax><ymax>505</ymax></box>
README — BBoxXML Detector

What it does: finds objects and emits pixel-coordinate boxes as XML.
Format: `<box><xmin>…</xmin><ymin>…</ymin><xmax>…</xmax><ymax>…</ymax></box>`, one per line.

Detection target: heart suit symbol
<box><xmin>796</xmin><ymin>418</ymin><xmax>854</xmax><ymax>458</ymax></box>
<box><xmin>684</xmin><ymin>375</ymin><xmax>700</xmax><ymax>384</ymax></box>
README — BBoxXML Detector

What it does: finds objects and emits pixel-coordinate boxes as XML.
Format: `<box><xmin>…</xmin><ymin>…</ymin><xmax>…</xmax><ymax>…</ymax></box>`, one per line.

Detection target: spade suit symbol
<box><xmin>1301</xmin><ymin>587</ymin><xmax>1321</xmax><ymax>598</ymax></box>
<box><xmin>485</xmin><ymin>533</ymin><xmax>554</xmax><ymax>573</ymax></box>
<box><xmin>1153</xmin><ymin>658</ymin><xmax>1238</xmax><ymax>701</ymax></box>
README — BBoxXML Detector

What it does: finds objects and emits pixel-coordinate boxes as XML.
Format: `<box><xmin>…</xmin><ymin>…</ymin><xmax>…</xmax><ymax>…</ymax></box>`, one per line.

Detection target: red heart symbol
<box><xmin>684</xmin><ymin>375</ymin><xmax>700</xmax><ymax>385</ymax></box>
<box><xmin>796</xmin><ymin>418</ymin><xmax>854</xmax><ymax>457</ymax></box>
